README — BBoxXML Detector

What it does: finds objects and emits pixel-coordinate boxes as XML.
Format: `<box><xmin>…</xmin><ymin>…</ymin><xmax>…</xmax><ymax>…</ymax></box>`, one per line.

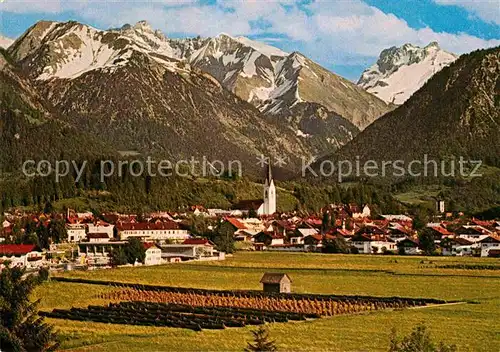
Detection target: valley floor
<box><xmin>36</xmin><ymin>253</ymin><xmax>500</xmax><ymax>351</ymax></box>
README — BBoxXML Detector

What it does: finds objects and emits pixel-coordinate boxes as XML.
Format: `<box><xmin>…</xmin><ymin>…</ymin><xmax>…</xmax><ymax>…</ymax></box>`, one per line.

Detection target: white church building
<box><xmin>262</xmin><ymin>164</ymin><xmax>276</xmax><ymax>215</ymax></box>
<box><xmin>233</xmin><ymin>164</ymin><xmax>277</xmax><ymax>216</ymax></box>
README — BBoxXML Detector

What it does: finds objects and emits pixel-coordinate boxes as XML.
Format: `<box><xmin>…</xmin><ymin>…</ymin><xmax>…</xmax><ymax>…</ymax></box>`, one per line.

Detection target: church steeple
<box><xmin>265</xmin><ymin>163</ymin><xmax>273</xmax><ymax>185</ymax></box>
<box><xmin>263</xmin><ymin>164</ymin><xmax>276</xmax><ymax>215</ymax></box>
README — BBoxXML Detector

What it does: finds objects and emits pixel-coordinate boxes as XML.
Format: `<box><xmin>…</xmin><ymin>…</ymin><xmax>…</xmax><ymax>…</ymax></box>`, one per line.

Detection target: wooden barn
<box><xmin>260</xmin><ymin>273</ymin><xmax>292</xmax><ymax>293</ymax></box>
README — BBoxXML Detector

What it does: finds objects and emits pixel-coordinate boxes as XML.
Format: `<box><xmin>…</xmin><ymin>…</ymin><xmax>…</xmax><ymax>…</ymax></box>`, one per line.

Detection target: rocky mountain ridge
<box><xmin>358</xmin><ymin>42</ymin><xmax>458</xmax><ymax>104</ymax></box>
<box><xmin>5</xmin><ymin>21</ymin><xmax>316</xmax><ymax>175</ymax></box>
<box><xmin>0</xmin><ymin>35</ymin><xmax>13</xmax><ymax>49</ymax></box>
<box><xmin>9</xmin><ymin>20</ymin><xmax>390</xmax><ymax>132</ymax></box>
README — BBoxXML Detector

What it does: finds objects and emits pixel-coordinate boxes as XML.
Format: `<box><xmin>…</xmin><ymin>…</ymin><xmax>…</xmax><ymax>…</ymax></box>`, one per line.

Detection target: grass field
<box><xmin>35</xmin><ymin>253</ymin><xmax>500</xmax><ymax>351</ymax></box>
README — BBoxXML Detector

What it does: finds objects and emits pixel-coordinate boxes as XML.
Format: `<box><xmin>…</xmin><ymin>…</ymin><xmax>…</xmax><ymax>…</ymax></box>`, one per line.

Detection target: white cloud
<box><xmin>309</xmin><ymin>4</ymin><xmax>500</xmax><ymax>58</ymax></box>
<box><xmin>434</xmin><ymin>0</ymin><xmax>500</xmax><ymax>25</ymax></box>
<box><xmin>0</xmin><ymin>0</ymin><xmax>199</xmax><ymax>13</ymax></box>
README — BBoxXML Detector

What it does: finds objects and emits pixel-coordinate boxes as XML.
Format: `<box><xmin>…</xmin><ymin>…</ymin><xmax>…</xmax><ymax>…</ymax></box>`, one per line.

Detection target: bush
<box><xmin>245</xmin><ymin>326</ymin><xmax>278</xmax><ymax>352</ymax></box>
<box><xmin>389</xmin><ymin>324</ymin><xmax>457</xmax><ymax>352</ymax></box>
<box><xmin>37</xmin><ymin>267</ymin><xmax>50</xmax><ymax>283</ymax></box>
<box><xmin>0</xmin><ymin>267</ymin><xmax>59</xmax><ymax>351</ymax></box>
<box><xmin>322</xmin><ymin>237</ymin><xmax>350</xmax><ymax>254</ymax></box>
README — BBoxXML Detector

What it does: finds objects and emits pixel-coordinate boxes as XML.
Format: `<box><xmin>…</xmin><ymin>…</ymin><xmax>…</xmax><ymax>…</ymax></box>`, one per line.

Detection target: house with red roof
<box><xmin>221</xmin><ymin>217</ymin><xmax>257</xmax><ymax>241</ymax></box>
<box><xmin>182</xmin><ymin>238</ymin><xmax>215</xmax><ymax>246</ymax></box>
<box><xmin>117</xmin><ymin>220</ymin><xmax>190</xmax><ymax>242</ymax></box>
<box><xmin>0</xmin><ymin>244</ymin><xmax>43</xmax><ymax>269</ymax></box>
<box><xmin>457</xmin><ymin>225</ymin><xmax>491</xmax><ymax>243</ymax></box>
<box><xmin>253</xmin><ymin>231</ymin><xmax>285</xmax><ymax>249</ymax></box>
<box><xmin>301</xmin><ymin>233</ymin><xmax>338</xmax><ymax>251</ymax></box>
<box><xmin>87</xmin><ymin>221</ymin><xmax>115</xmax><ymax>239</ymax></box>
<box><xmin>440</xmin><ymin>237</ymin><xmax>473</xmax><ymax>256</ymax></box>
<box><xmin>397</xmin><ymin>238</ymin><xmax>421</xmax><ymax>255</ymax></box>
<box><xmin>387</xmin><ymin>223</ymin><xmax>413</xmax><ymax>240</ymax></box>
<box><xmin>478</xmin><ymin>235</ymin><xmax>500</xmax><ymax>257</ymax></box>
<box><xmin>426</xmin><ymin>225</ymin><xmax>455</xmax><ymax>242</ymax></box>
<box><xmin>66</xmin><ymin>223</ymin><xmax>87</xmax><ymax>242</ymax></box>
<box><xmin>471</xmin><ymin>218</ymin><xmax>496</xmax><ymax>230</ymax></box>
<box><xmin>350</xmin><ymin>234</ymin><xmax>397</xmax><ymax>254</ymax></box>
<box><xmin>225</xmin><ymin>217</ymin><xmax>247</xmax><ymax>231</ymax></box>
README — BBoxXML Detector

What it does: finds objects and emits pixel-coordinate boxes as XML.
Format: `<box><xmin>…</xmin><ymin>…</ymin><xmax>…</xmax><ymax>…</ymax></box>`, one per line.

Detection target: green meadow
<box><xmin>35</xmin><ymin>252</ymin><xmax>500</xmax><ymax>351</ymax></box>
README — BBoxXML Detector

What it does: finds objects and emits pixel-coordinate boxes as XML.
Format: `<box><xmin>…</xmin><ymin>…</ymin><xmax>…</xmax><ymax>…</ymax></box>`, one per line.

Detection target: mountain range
<box><xmin>0</xmin><ymin>19</ymin><xmax>498</xmax><ymax>212</ymax></box>
<box><xmin>2</xmin><ymin>20</ymin><xmax>498</xmax><ymax>178</ymax></box>
<box><xmin>1</xmin><ymin>20</ymin><xmax>399</xmax><ymax>175</ymax></box>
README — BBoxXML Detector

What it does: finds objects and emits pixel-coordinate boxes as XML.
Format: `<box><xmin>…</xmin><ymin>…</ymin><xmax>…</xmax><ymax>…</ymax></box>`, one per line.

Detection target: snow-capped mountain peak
<box><xmin>133</xmin><ymin>20</ymin><xmax>155</xmax><ymax>33</ymax></box>
<box><xmin>358</xmin><ymin>42</ymin><xmax>458</xmax><ymax>104</ymax></box>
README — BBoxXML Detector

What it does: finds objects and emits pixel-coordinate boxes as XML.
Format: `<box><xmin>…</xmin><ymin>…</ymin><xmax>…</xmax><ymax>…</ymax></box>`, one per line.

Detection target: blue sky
<box><xmin>1</xmin><ymin>0</ymin><xmax>499</xmax><ymax>80</ymax></box>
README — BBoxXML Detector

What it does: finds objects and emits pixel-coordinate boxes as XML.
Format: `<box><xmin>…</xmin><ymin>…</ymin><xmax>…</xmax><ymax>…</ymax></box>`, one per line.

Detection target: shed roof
<box><xmin>260</xmin><ymin>273</ymin><xmax>291</xmax><ymax>284</ymax></box>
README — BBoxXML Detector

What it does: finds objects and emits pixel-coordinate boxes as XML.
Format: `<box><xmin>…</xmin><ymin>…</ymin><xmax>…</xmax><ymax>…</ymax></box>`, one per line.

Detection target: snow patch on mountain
<box><xmin>358</xmin><ymin>42</ymin><xmax>457</xmax><ymax>104</ymax></box>
<box><xmin>37</xmin><ymin>25</ymin><xmax>133</xmax><ymax>80</ymax></box>
<box><xmin>0</xmin><ymin>35</ymin><xmax>14</xmax><ymax>49</ymax></box>
<box><xmin>296</xmin><ymin>129</ymin><xmax>311</xmax><ymax>138</ymax></box>
<box><xmin>234</xmin><ymin>36</ymin><xmax>288</xmax><ymax>58</ymax></box>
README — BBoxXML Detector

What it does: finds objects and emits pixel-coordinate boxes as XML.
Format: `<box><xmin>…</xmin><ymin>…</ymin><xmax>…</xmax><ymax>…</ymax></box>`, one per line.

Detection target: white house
<box><xmin>288</xmin><ymin>233</ymin><xmax>305</xmax><ymax>245</ymax></box>
<box><xmin>348</xmin><ymin>204</ymin><xmax>371</xmax><ymax>219</ymax></box>
<box><xmin>87</xmin><ymin>233</ymin><xmax>111</xmax><ymax>243</ymax></box>
<box><xmin>66</xmin><ymin>223</ymin><xmax>87</xmax><ymax>242</ymax></box>
<box><xmin>253</xmin><ymin>232</ymin><xmax>285</xmax><ymax>249</ymax></box>
<box><xmin>397</xmin><ymin>238</ymin><xmax>421</xmax><ymax>255</ymax></box>
<box><xmin>117</xmin><ymin>220</ymin><xmax>190</xmax><ymax>242</ymax></box>
<box><xmin>160</xmin><ymin>240</ymin><xmax>218</xmax><ymax>261</ymax></box>
<box><xmin>0</xmin><ymin>244</ymin><xmax>43</xmax><ymax>269</ymax></box>
<box><xmin>144</xmin><ymin>243</ymin><xmax>162</xmax><ymax>266</ymax></box>
<box><xmin>478</xmin><ymin>236</ymin><xmax>500</xmax><ymax>257</ymax></box>
<box><xmin>87</xmin><ymin>221</ymin><xmax>115</xmax><ymax>239</ymax></box>
<box><xmin>457</xmin><ymin>225</ymin><xmax>491</xmax><ymax>243</ymax></box>
<box><xmin>78</xmin><ymin>241</ymin><xmax>125</xmax><ymax>267</ymax></box>
<box><xmin>350</xmin><ymin>234</ymin><xmax>397</xmax><ymax>254</ymax></box>
<box><xmin>441</xmin><ymin>237</ymin><xmax>473</xmax><ymax>256</ymax></box>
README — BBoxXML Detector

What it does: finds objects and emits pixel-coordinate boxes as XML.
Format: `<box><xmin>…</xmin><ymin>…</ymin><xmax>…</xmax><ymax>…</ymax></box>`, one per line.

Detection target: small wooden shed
<box><xmin>260</xmin><ymin>273</ymin><xmax>292</xmax><ymax>293</ymax></box>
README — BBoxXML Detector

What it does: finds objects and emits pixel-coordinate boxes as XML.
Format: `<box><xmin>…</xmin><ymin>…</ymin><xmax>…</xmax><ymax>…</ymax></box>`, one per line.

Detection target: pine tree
<box><xmin>330</xmin><ymin>211</ymin><xmax>336</xmax><ymax>228</ymax></box>
<box><xmin>321</xmin><ymin>211</ymin><xmax>330</xmax><ymax>234</ymax></box>
<box><xmin>244</xmin><ymin>326</ymin><xmax>277</xmax><ymax>352</ymax></box>
<box><xmin>124</xmin><ymin>238</ymin><xmax>146</xmax><ymax>264</ymax></box>
<box><xmin>0</xmin><ymin>266</ymin><xmax>59</xmax><ymax>351</ymax></box>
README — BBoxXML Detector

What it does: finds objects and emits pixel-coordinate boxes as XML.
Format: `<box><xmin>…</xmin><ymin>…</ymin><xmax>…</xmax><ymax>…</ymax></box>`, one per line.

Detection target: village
<box><xmin>1</xmin><ymin>167</ymin><xmax>499</xmax><ymax>271</ymax></box>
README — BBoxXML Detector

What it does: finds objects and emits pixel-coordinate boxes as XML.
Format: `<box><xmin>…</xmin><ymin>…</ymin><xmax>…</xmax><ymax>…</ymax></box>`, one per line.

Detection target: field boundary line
<box><xmin>179</xmin><ymin>264</ymin><xmax>500</xmax><ymax>279</ymax></box>
<box><xmin>408</xmin><ymin>302</ymin><xmax>468</xmax><ymax>309</ymax></box>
